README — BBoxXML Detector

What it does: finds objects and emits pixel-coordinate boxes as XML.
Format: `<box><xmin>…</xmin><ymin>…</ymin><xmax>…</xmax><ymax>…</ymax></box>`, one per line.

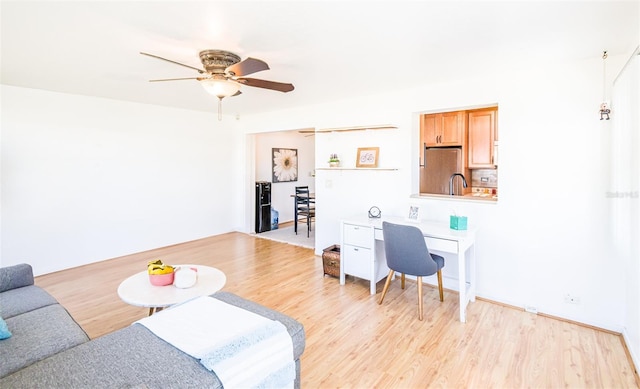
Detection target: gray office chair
<box><xmin>378</xmin><ymin>221</ymin><xmax>445</xmax><ymax>320</ymax></box>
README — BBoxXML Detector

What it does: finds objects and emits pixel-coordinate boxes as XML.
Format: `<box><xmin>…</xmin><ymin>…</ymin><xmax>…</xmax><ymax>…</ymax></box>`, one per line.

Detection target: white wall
<box><xmin>240</xmin><ymin>54</ymin><xmax>631</xmax><ymax>332</ymax></box>
<box><xmin>611</xmin><ymin>50</ymin><xmax>640</xmax><ymax>373</ymax></box>
<box><xmin>1</xmin><ymin>86</ymin><xmax>244</xmax><ymax>275</ymax></box>
<box><xmin>254</xmin><ymin>131</ymin><xmax>315</xmax><ymax>224</ymax></box>
<box><xmin>0</xmin><ymin>50</ymin><xmax>636</xmax><ymax>344</ymax></box>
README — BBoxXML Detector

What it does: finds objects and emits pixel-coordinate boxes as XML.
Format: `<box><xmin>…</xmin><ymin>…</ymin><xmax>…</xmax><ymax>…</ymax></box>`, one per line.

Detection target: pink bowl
<box><xmin>148</xmin><ymin>272</ymin><xmax>175</xmax><ymax>286</ymax></box>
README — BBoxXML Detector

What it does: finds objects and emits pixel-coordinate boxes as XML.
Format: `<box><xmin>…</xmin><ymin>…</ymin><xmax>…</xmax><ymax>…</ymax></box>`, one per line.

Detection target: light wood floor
<box><xmin>35</xmin><ymin>232</ymin><xmax>639</xmax><ymax>388</ymax></box>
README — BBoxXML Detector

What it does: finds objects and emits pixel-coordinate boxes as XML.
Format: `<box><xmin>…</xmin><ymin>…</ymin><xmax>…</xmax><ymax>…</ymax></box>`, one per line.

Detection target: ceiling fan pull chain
<box><xmin>217</xmin><ymin>97</ymin><xmax>223</xmax><ymax>121</ymax></box>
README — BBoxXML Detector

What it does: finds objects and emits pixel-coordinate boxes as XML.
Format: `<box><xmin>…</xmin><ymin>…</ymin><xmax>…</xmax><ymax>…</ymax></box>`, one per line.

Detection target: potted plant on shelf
<box><xmin>328</xmin><ymin>153</ymin><xmax>340</xmax><ymax>167</ymax></box>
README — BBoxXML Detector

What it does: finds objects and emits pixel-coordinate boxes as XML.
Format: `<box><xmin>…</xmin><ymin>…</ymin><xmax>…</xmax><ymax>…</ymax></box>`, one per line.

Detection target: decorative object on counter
<box><xmin>272</xmin><ymin>148</ymin><xmax>298</xmax><ymax>183</ymax></box>
<box><xmin>368</xmin><ymin>206</ymin><xmax>381</xmax><ymax>218</ymax></box>
<box><xmin>328</xmin><ymin>153</ymin><xmax>340</xmax><ymax>167</ymax></box>
<box><xmin>599</xmin><ymin>50</ymin><xmax>611</xmax><ymax>120</ymax></box>
<box><xmin>147</xmin><ymin>259</ymin><xmax>175</xmax><ymax>286</ymax></box>
<box><xmin>322</xmin><ymin>245</ymin><xmax>341</xmax><ymax>278</ymax></box>
<box><xmin>173</xmin><ymin>267</ymin><xmax>198</xmax><ymax>289</ymax></box>
<box><xmin>356</xmin><ymin>147</ymin><xmax>379</xmax><ymax>168</ymax></box>
<box><xmin>450</xmin><ymin>214</ymin><xmax>468</xmax><ymax>230</ymax></box>
<box><xmin>406</xmin><ymin>205</ymin><xmax>421</xmax><ymax>222</ymax></box>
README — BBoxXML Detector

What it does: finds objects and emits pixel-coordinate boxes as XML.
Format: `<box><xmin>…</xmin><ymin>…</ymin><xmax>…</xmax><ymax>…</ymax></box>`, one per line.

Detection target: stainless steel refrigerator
<box><xmin>255</xmin><ymin>181</ymin><xmax>271</xmax><ymax>233</ymax></box>
<box><xmin>420</xmin><ymin>147</ymin><xmax>464</xmax><ymax>195</ymax></box>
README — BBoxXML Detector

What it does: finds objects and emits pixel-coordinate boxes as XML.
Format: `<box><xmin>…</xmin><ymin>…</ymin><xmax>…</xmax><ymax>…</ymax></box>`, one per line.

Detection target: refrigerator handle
<box><xmin>422</xmin><ymin>143</ymin><xmax>427</xmax><ymax>167</ymax></box>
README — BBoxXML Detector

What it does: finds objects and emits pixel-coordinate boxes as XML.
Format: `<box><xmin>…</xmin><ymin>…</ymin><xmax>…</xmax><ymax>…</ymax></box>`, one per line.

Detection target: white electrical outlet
<box><xmin>564</xmin><ymin>294</ymin><xmax>581</xmax><ymax>304</ymax></box>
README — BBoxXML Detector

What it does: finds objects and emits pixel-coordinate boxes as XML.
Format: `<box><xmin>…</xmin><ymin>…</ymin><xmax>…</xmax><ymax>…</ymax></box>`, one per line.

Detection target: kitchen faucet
<box><xmin>449</xmin><ymin>173</ymin><xmax>468</xmax><ymax>196</ymax></box>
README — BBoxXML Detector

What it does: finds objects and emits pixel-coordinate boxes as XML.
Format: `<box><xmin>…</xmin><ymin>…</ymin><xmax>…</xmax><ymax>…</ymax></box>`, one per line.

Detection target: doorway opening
<box><xmin>248</xmin><ymin>128</ymin><xmax>316</xmax><ymax>249</ymax></box>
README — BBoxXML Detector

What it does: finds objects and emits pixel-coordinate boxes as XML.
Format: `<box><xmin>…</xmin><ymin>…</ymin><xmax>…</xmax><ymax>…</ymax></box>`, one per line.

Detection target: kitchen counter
<box><xmin>412</xmin><ymin>193</ymin><xmax>497</xmax><ymax>202</ymax></box>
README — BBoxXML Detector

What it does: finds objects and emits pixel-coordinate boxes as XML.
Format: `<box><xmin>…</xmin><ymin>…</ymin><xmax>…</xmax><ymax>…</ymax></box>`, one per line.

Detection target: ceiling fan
<box><xmin>141</xmin><ymin>50</ymin><xmax>295</xmax><ymax>120</ymax></box>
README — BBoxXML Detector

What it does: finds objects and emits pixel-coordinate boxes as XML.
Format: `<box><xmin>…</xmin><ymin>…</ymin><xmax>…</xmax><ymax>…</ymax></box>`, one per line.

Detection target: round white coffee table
<box><xmin>117</xmin><ymin>264</ymin><xmax>226</xmax><ymax>315</ymax></box>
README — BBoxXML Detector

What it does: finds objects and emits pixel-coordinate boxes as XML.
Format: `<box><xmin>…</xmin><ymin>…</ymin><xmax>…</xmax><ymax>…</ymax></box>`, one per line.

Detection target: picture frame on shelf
<box><xmin>356</xmin><ymin>147</ymin><xmax>379</xmax><ymax>168</ymax></box>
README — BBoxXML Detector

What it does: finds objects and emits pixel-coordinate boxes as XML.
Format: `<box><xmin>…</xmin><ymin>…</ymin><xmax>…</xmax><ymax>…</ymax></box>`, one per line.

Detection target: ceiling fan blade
<box><xmin>226</xmin><ymin>57</ymin><xmax>269</xmax><ymax>77</ymax></box>
<box><xmin>140</xmin><ymin>52</ymin><xmax>205</xmax><ymax>74</ymax></box>
<box><xmin>236</xmin><ymin>77</ymin><xmax>294</xmax><ymax>93</ymax></box>
<box><xmin>149</xmin><ymin>77</ymin><xmax>201</xmax><ymax>82</ymax></box>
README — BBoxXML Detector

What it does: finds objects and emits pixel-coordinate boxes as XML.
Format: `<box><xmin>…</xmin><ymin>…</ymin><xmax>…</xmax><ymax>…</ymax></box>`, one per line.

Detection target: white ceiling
<box><xmin>1</xmin><ymin>1</ymin><xmax>638</xmax><ymax>117</ymax></box>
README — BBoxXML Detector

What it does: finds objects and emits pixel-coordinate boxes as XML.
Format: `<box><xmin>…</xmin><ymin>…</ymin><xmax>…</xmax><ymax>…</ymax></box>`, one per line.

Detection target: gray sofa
<box><xmin>0</xmin><ymin>263</ymin><xmax>306</xmax><ymax>388</ymax></box>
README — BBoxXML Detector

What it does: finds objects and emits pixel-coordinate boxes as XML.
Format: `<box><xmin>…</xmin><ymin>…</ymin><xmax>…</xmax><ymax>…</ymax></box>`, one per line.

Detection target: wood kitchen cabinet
<box><xmin>468</xmin><ymin>108</ymin><xmax>497</xmax><ymax>168</ymax></box>
<box><xmin>421</xmin><ymin>111</ymin><xmax>465</xmax><ymax>148</ymax></box>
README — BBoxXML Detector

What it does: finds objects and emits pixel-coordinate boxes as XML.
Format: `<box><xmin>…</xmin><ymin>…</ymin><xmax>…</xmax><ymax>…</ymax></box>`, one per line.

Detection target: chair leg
<box><xmin>401</xmin><ymin>273</ymin><xmax>406</xmax><ymax>289</ymax></box>
<box><xmin>437</xmin><ymin>269</ymin><xmax>444</xmax><ymax>302</ymax></box>
<box><xmin>378</xmin><ymin>270</ymin><xmax>395</xmax><ymax>305</ymax></box>
<box><xmin>417</xmin><ymin>276</ymin><xmax>423</xmax><ymax>321</ymax></box>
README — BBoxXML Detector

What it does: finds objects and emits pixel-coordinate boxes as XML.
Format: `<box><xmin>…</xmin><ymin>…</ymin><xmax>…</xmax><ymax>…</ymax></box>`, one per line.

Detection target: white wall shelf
<box><xmin>316</xmin><ymin>167</ymin><xmax>398</xmax><ymax>171</ymax></box>
<box><xmin>315</xmin><ymin>124</ymin><xmax>398</xmax><ymax>133</ymax></box>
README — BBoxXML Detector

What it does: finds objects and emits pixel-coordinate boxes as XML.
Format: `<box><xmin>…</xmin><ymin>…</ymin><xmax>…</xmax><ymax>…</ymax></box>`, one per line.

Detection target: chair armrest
<box><xmin>0</xmin><ymin>264</ymin><xmax>35</xmax><ymax>293</ymax></box>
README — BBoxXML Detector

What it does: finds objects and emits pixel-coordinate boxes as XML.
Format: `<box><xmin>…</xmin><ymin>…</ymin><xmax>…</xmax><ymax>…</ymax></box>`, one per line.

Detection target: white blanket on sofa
<box><xmin>135</xmin><ymin>296</ymin><xmax>294</xmax><ymax>389</ymax></box>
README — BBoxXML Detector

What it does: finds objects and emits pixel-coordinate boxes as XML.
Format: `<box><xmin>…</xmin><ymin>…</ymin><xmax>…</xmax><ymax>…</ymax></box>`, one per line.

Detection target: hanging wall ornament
<box><xmin>599</xmin><ymin>51</ymin><xmax>611</xmax><ymax>120</ymax></box>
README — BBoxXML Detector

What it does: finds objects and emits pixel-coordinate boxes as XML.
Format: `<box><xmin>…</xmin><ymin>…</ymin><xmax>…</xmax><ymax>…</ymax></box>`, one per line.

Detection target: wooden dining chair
<box><xmin>294</xmin><ymin>186</ymin><xmax>315</xmax><ymax>237</ymax></box>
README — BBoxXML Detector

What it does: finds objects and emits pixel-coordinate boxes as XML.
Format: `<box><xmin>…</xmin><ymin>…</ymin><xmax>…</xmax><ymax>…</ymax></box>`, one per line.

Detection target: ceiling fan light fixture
<box><xmin>200</xmin><ymin>78</ymin><xmax>241</xmax><ymax>98</ymax></box>
<box><xmin>141</xmin><ymin>49</ymin><xmax>293</xmax><ymax>121</ymax></box>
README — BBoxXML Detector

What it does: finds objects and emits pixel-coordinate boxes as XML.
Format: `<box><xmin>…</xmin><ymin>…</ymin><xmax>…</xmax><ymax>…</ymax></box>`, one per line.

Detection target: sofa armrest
<box><xmin>0</xmin><ymin>264</ymin><xmax>35</xmax><ymax>293</ymax></box>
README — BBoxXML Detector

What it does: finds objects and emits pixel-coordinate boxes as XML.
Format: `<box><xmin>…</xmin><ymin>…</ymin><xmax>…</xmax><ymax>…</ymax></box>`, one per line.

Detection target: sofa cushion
<box><xmin>0</xmin><ymin>323</ymin><xmax>226</xmax><ymax>388</ymax></box>
<box><xmin>0</xmin><ymin>316</ymin><xmax>11</xmax><ymax>339</ymax></box>
<box><xmin>0</xmin><ymin>285</ymin><xmax>59</xmax><ymax>319</ymax></box>
<box><xmin>0</xmin><ymin>292</ymin><xmax>305</xmax><ymax>388</ymax></box>
<box><xmin>0</xmin><ymin>304</ymin><xmax>89</xmax><ymax>378</ymax></box>
<box><xmin>0</xmin><ymin>264</ymin><xmax>34</xmax><ymax>293</ymax></box>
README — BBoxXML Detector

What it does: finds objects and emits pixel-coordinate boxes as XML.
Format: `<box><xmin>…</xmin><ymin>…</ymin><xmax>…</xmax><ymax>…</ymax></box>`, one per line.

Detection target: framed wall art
<box><xmin>356</xmin><ymin>147</ymin><xmax>379</xmax><ymax>168</ymax></box>
<box><xmin>272</xmin><ymin>148</ymin><xmax>298</xmax><ymax>183</ymax></box>
<box><xmin>406</xmin><ymin>204</ymin><xmax>422</xmax><ymax>222</ymax></box>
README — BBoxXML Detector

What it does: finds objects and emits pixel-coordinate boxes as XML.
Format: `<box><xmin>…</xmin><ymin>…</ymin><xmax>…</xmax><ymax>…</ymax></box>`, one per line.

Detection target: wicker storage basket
<box><xmin>322</xmin><ymin>245</ymin><xmax>341</xmax><ymax>277</ymax></box>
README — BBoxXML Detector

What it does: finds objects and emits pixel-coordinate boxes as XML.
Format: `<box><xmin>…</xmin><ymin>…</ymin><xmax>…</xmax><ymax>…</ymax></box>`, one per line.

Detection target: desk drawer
<box><xmin>343</xmin><ymin>244</ymin><xmax>371</xmax><ymax>280</ymax></box>
<box><xmin>425</xmin><ymin>237</ymin><xmax>458</xmax><ymax>253</ymax></box>
<box><xmin>343</xmin><ymin>224</ymin><xmax>373</xmax><ymax>248</ymax></box>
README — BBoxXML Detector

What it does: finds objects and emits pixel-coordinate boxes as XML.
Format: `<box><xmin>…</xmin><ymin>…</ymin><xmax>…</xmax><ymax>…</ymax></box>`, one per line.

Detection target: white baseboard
<box><xmin>622</xmin><ymin>328</ymin><xmax>640</xmax><ymax>377</ymax></box>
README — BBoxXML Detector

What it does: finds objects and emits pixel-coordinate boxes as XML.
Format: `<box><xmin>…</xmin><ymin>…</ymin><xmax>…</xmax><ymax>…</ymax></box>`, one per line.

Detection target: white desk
<box><xmin>340</xmin><ymin>216</ymin><xmax>476</xmax><ymax>322</ymax></box>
